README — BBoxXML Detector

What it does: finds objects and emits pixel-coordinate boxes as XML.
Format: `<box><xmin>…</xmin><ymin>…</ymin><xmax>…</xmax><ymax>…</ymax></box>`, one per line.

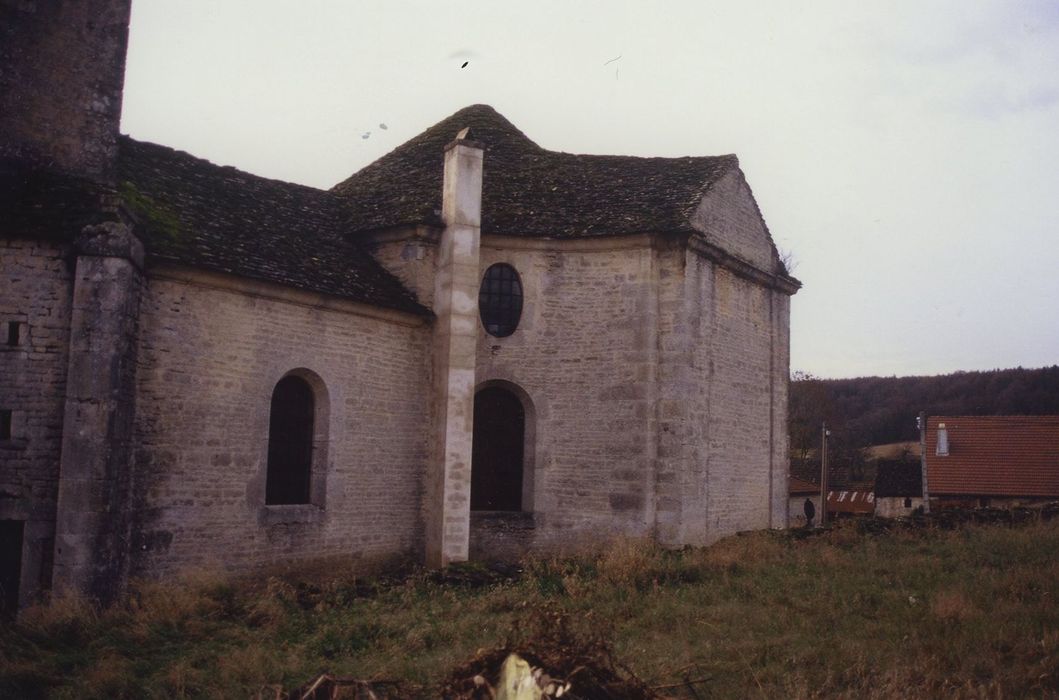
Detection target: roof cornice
<box><xmin>687</xmin><ymin>233</ymin><xmax>801</xmax><ymax>295</ymax></box>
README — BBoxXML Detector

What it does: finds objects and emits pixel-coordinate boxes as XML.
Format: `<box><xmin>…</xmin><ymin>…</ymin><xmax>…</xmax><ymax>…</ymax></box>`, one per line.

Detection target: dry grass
<box><xmin>3</xmin><ymin>521</ymin><xmax>1059</xmax><ymax>698</ymax></box>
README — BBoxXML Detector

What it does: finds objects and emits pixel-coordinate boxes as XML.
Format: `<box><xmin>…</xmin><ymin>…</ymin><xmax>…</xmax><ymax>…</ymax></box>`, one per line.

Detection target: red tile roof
<box><xmin>789</xmin><ymin>476</ymin><xmax>819</xmax><ymax>495</ymax></box>
<box><xmin>925</xmin><ymin>416</ymin><xmax>1059</xmax><ymax>497</ymax></box>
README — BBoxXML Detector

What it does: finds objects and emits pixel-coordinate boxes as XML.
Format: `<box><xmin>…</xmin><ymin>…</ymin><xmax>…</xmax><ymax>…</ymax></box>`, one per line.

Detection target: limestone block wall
<box><xmin>702</xmin><ymin>265</ymin><xmax>778</xmax><ymax>537</ymax></box>
<box><xmin>690</xmin><ymin>170</ymin><xmax>778</xmax><ymax>272</ymax></box>
<box><xmin>0</xmin><ymin>239</ymin><xmax>73</xmax><ymax>606</ymax></box>
<box><xmin>128</xmin><ymin>269</ymin><xmax>431</xmax><ymax>577</ymax></box>
<box><xmin>367</xmin><ymin>228</ymin><xmax>438</xmax><ymax>309</ymax></box>
<box><xmin>769</xmin><ymin>291</ymin><xmax>791</xmax><ymax>529</ymax></box>
<box><xmin>875</xmin><ymin>496</ymin><xmax>923</xmax><ymax>519</ymax></box>
<box><xmin>653</xmin><ymin>240</ymin><xmax>707</xmax><ymax>545</ymax></box>
<box><xmin>462</xmin><ymin>231</ymin><xmax>791</xmax><ymax>556</ymax></box>
<box><xmin>472</xmin><ymin>238</ymin><xmax>659</xmax><ymax>553</ymax></box>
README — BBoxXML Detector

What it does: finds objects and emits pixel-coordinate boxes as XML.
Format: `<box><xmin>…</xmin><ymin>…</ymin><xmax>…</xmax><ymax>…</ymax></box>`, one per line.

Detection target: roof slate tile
<box><xmin>331</xmin><ymin>104</ymin><xmax>738</xmax><ymax>238</ymax></box>
<box><xmin>116</xmin><ymin>137</ymin><xmax>428</xmax><ymax>315</ymax></box>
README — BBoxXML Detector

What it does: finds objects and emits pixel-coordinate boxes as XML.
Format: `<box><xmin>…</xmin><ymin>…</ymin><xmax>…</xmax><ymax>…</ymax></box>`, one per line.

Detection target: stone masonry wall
<box><xmin>769</xmin><ymin>290</ymin><xmax>791</xmax><ymax>529</ymax></box>
<box><xmin>690</xmin><ymin>170</ymin><xmax>778</xmax><ymax>272</ymax></box>
<box><xmin>690</xmin><ymin>165</ymin><xmax>791</xmax><ymax>539</ymax></box>
<box><xmin>0</xmin><ymin>239</ymin><xmax>73</xmax><ymax>606</ymax></box>
<box><xmin>653</xmin><ymin>239</ymin><xmax>706</xmax><ymax>545</ymax></box>
<box><xmin>128</xmin><ymin>270</ymin><xmax>431</xmax><ymax>578</ymax></box>
<box><xmin>702</xmin><ymin>265</ymin><xmax>776</xmax><ymax>537</ymax></box>
<box><xmin>472</xmin><ymin>238</ymin><xmax>658</xmax><ymax>554</ymax></box>
<box><xmin>368</xmin><ymin>231</ymin><xmax>438</xmax><ymax>310</ymax></box>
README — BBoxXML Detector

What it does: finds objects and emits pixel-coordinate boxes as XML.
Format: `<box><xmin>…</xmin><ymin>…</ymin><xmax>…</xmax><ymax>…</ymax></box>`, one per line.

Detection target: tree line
<box><xmin>789</xmin><ymin>365</ymin><xmax>1059</xmax><ymax>483</ymax></box>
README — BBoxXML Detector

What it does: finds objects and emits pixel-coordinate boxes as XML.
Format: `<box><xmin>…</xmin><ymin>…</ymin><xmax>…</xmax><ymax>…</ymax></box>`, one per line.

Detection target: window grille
<box><xmin>478</xmin><ymin>263</ymin><xmax>523</xmax><ymax>337</ymax></box>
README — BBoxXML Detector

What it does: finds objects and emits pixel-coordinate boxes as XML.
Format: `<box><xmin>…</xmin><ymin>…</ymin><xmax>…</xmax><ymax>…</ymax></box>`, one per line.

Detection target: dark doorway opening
<box><xmin>471</xmin><ymin>386</ymin><xmax>524</xmax><ymax>511</ymax></box>
<box><xmin>0</xmin><ymin>520</ymin><xmax>24</xmax><ymax>615</ymax></box>
<box><xmin>266</xmin><ymin>375</ymin><xmax>315</xmax><ymax>505</ymax></box>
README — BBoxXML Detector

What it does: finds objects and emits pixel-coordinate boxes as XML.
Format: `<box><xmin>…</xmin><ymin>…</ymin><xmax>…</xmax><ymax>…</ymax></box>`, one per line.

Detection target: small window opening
<box><xmin>265</xmin><ymin>376</ymin><xmax>314</xmax><ymax>505</ymax></box>
<box><xmin>904</xmin><ymin>497</ymin><xmax>912</xmax><ymax>508</ymax></box>
<box><xmin>479</xmin><ymin>263</ymin><xmax>523</xmax><ymax>337</ymax></box>
<box><xmin>0</xmin><ymin>410</ymin><xmax>11</xmax><ymax>440</ymax></box>
<box><xmin>6</xmin><ymin>322</ymin><xmax>20</xmax><ymax>346</ymax></box>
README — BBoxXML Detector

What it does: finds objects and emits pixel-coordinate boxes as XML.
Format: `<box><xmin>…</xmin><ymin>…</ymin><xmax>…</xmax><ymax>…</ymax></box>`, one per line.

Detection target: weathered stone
<box><xmin>0</xmin><ymin>2</ymin><xmax>798</xmax><ymax>605</ymax></box>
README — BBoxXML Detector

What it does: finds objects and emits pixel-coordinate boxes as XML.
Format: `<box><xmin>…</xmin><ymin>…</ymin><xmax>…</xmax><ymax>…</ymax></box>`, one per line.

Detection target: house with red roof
<box><xmin>924</xmin><ymin>416</ymin><xmax>1059</xmax><ymax>508</ymax></box>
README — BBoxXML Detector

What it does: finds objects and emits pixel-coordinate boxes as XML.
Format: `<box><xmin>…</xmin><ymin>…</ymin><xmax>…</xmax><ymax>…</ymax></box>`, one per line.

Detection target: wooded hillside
<box><xmin>790</xmin><ymin>366</ymin><xmax>1059</xmax><ymax>456</ymax></box>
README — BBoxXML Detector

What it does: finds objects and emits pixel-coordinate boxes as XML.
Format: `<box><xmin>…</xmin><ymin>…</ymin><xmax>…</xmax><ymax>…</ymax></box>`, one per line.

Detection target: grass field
<box><xmin>2</xmin><ymin>520</ymin><xmax>1058</xmax><ymax>698</ymax></box>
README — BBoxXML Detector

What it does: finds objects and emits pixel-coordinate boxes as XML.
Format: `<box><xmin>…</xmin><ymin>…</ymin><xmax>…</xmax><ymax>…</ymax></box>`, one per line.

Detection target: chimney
<box><xmin>426</xmin><ymin>129</ymin><xmax>484</xmax><ymax>568</ymax></box>
<box><xmin>0</xmin><ymin>0</ymin><xmax>133</xmax><ymax>183</ymax></box>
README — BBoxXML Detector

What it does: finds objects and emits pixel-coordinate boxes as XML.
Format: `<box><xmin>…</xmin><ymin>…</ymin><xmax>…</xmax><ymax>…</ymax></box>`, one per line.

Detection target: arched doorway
<box><xmin>471</xmin><ymin>386</ymin><xmax>525</xmax><ymax>511</ymax></box>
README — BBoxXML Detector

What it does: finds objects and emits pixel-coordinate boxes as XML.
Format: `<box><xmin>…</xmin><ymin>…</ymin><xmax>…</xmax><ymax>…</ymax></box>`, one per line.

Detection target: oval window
<box><xmin>479</xmin><ymin>263</ymin><xmax>523</xmax><ymax>337</ymax></box>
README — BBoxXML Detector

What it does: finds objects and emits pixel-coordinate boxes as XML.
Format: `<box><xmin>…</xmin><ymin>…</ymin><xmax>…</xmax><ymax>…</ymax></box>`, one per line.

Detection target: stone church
<box><xmin>0</xmin><ymin>1</ymin><xmax>799</xmax><ymax>610</ymax></box>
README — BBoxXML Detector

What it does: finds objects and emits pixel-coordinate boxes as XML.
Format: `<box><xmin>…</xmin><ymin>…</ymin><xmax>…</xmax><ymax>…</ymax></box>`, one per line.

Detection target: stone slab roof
<box><xmin>116</xmin><ymin>137</ymin><xmax>428</xmax><ymax>316</ymax></box>
<box><xmin>925</xmin><ymin>416</ymin><xmax>1059</xmax><ymax>498</ymax></box>
<box><xmin>332</xmin><ymin>104</ymin><xmax>739</xmax><ymax>238</ymax></box>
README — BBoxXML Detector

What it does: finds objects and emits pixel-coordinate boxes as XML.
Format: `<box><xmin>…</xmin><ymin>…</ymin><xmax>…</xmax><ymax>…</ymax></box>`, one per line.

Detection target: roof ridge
<box><xmin>119</xmin><ymin>135</ymin><xmax>331</xmax><ymax>196</ymax></box>
<box><xmin>331</xmin><ymin>104</ymin><xmax>540</xmax><ymax>195</ymax></box>
<box><xmin>678</xmin><ymin>153</ymin><xmax>739</xmax><ymax>219</ymax></box>
<box><xmin>329</xmin><ymin>105</ymin><xmax>757</xmax><ymax>240</ymax></box>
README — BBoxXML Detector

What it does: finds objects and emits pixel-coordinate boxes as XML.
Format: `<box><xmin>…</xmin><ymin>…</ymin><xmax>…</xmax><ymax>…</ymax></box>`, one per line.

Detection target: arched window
<box><xmin>265</xmin><ymin>375</ymin><xmax>315</xmax><ymax>505</ymax></box>
<box><xmin>479</xmin><ymin>263</ymin><xmax>523</xmax><ymax>337</ymax></box>
<box><xmin>471</xmin><ymin>386</ymin><xmax>525</xmax><ymax>511</ymax></box>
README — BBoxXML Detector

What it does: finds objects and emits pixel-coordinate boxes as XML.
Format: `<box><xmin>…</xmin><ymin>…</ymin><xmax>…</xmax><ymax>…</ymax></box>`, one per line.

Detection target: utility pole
<box><xmin>918</xmin><ymin>412</ymin><xmax>930</xmax><ymax>514</ymax></box>
<box><xmin>819</xmin><ymin>422</ymin><xmax>830</xmax><ymax>526</ymax></box>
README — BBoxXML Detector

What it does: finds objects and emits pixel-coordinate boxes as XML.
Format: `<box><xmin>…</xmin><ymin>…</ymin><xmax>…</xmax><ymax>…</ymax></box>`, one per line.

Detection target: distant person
<box><xmin>804</xmin><ymin>497</ymin><xmax>816</xmax><ymax>528</ymax></box>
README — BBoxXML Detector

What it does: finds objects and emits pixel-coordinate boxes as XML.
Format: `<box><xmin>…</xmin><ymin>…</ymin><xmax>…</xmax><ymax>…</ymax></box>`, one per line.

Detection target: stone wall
<box><xmin>0</xmin><ymin>239</ymin><xmax>73</xmax><ymax>606</ymax></box>
<box><xmin>690</xmin><ymin>170</ymin><xmax>779</xmax><ymax>272</ymax></box>
<box><xmin>127</xmin><ymin>268</ymin><xmax>432</xmax><ymax>577</ymax></box>
<box><xmin>687</xmin><ymin>256</ymin><xmax>783</xmax><ymax>541</ymax></box>
<box><xmin>367</xmin><ymin>228</ymin><xmax>439</xmax><ymax>310</ymax></box>
<box><xmin>374</xmin><ymin>219</ymin><xmax>793</xmax><ymax>558</ymax></box>
<box><xmin>0</xmin><ymin>0</ymin><xmax>131</xmax><ymax>182</ymax></box>
<box><xmin>875</xmin><ymin>496</ymin><xmax>923</xmax><ymax>518</ymax></box>
<box><xmin>690</xmin><ymin>165</ymin><xmax>792</xmax><ymax>538</ymax></box>
<box><xmin>473</xmin><ymin>237</ymin><xmax>660</xmax><ymax>554</ymax></box>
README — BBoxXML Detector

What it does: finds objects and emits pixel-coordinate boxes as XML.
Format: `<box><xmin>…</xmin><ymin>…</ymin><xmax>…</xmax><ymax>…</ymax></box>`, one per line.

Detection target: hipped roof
<box><xmin>7</xmin><ymin>104</ymin><xmax>789</xmax><ymax>311</ymax></box>
<box><xmin>332</xmin><ymin>104</ymin><xmax>739</xmax><ymax>238</ymax></box>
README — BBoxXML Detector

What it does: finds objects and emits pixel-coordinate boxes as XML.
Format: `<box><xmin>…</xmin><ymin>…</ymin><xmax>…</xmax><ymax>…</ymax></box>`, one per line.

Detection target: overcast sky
<box><xmin>120</xmin><ymin>1</ymin><xmax>1059</xmax><ymax>380</ymax></box>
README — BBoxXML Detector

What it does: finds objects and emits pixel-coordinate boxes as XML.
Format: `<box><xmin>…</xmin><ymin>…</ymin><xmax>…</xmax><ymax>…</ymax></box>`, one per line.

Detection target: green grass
<box><xmin>3</xmin><ymin>521</ymin><xmax>1059</xmax><ymax>698</ymax></box>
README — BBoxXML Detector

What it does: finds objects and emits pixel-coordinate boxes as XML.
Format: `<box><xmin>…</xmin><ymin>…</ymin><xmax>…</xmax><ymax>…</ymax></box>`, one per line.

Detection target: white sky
<box><xmin>120</xmin><ymin>0</ymin><xmax>1059</xmax><ymax>380</ymax></box>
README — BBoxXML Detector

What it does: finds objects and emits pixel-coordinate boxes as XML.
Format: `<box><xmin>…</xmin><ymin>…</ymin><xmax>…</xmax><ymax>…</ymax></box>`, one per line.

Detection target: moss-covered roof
<box><xmin>332</xmin><ymin>104</ymin><xmax>739</xmax><ymax>238</ymax></box>
<box><xmin>116</xmin><ymin>137</ymin><xmax>428</xmax><ymax>316</ymax></box>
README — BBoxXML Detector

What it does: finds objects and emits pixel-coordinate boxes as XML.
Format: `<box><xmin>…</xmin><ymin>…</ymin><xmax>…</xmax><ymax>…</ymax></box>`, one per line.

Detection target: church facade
<box><xmin>0</xmin><ymin>1</ymin><xmax>799</xmax><ymax>610</ymax></box>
